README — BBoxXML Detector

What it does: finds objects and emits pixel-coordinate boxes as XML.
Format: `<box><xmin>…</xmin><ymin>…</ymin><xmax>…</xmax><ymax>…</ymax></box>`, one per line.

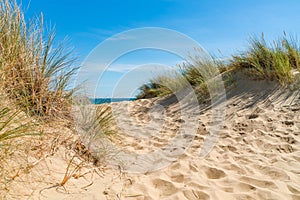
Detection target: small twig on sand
<box><xmin>39</xmin><ymin>156</ymin><xmax>83</xmax><ymax>196</ymax></box>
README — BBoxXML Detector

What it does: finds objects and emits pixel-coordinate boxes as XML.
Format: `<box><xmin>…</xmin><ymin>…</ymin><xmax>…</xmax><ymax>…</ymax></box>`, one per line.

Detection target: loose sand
<box><xmin>2</xmin><ymin>73</ymin><xmax>300</xmax><ymax>200</ymax></box>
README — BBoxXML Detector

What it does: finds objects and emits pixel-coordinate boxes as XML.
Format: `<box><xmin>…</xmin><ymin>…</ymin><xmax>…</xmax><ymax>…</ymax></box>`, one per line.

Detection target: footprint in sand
<box><xmin>233</xmin><ymin>122</ymin><xmax>252</xmax><ymax>132</ymax></box>
<box><xmin>287</xmin><ymin>184</ymin><xmax>300</xmax><ymax>194</ymax></box>
<box><xmin>185</xmin><ymin>182</ymin><xmax>209</xmax><ymax>191</ymax></box>
<box><xmin>235</xmin><ymin>182</ymin><xmax>256</xmax><ymax>192</ymax></box>
<box><xmin>222</xmin><ymin>163</ymin><xmax>246</xmax><ymax>174</ymax></box>
<box><xmin>227</xmin><ymin>145</ymin><xmax>238</xmax><ymax>153</ymax></box>
<box><xmin>255</xmin><ymin>165</ymin><xmax>290</xmax><ymax>180</ymax></box>
<box><xmin>239</xmin><ymin>176</ymin><xmax>278</xmax><ymax>189</ymax></box>
<box><xmin>205</xmin><ymin>167</ymin><xmax>226</xmax><ymax>179</ymax></box>
<box><xmin>182</xmin><ymin>190</ymin><xmax>210</xmax><ymax>200</ymax></box>
<box><xmin>234</xmin><ymin>194</ymin><xmax>256</xmax><ymax>200</ymax></box>
<box><xmin>152</xmin><ymin>179</ymin><xmax>178</xmax><ymax>197</ymax></box>
<box><xmin>170</xmin><ymin>174</ymin><xmax>185</xmax><ymax>183</ymax></box>
<box><xmin>170</xmin><ymin>162</ymin><xmax>181</xmax><ymax>170</ymax></box>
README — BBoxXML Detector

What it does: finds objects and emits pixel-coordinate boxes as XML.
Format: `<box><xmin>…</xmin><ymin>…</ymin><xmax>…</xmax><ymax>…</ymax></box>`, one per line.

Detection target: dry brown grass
<box><xmin>0</xmin><ymin>119</ymin><xmax>103</xmax><ymax>198</ymax></box>
<box><xmin>0</xmin><ymin>0</ymin><xmax>78</xmax><ymax>119</ymax></box>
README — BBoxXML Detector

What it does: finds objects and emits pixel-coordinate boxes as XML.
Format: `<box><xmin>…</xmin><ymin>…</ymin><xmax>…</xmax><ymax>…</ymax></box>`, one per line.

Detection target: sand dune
<box><xmin>103</xmin><ymin>74</ymin><xmax>300</xmax><ymax>200</ymax></box>
<box><xmin>3</xmin><ymin>73</ymin><xmax>300</xmax><ymax>200</ymax></box>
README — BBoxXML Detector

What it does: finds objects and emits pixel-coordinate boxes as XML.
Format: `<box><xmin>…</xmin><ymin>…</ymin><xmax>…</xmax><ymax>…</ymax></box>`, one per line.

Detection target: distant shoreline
<box><xmin>89</xmin><ymin>98</ymin><xmax>136</xmax><ymax>104</ymax></box>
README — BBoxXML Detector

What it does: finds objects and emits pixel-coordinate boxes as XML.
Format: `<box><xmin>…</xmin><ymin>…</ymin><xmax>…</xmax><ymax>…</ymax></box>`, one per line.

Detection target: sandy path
<box><xmin>102</xmin><ymin>78</ymin><xmax>300</xmax><ymax>199</ymax></box>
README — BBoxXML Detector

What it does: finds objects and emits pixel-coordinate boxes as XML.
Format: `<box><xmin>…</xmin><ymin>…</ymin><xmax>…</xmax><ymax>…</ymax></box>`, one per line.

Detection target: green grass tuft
<box><xmin>231</xmin><ymin>33</ymin><xmax>300</xmax><ymax>85</ymax></box>
<box><xmin>136</xmin><ymin>49</ymin><xmax>230</xmax><ymax>102</ymax></box>
<box><xmin>0</xmin><ymin>0</ymin><xmax>78</xmax><ymax>119</ymax></box>
<box><xmin>0</xmin><ymin>105</ymin><xmax>40</xmax><ymax>143</ymax></box>
<box><xmin>137</xmin><ymin>34</ymin><xmax>300</xmax><ymax>101</ymax></box>
<box><xmin>0</xmin><ymin>93</ymin><xmax>41</xmax><ymax>144</ymax></box>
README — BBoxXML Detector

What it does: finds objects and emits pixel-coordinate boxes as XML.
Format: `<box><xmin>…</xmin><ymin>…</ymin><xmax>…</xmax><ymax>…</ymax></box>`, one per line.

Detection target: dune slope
<box><xmin>105</xmin><ymin>74</ymin><xmax>300</xmax><ymax>200</ymax></box>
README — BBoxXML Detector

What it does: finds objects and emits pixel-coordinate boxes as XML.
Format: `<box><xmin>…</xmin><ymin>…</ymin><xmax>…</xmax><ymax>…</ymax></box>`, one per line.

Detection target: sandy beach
<box><xmin>1</xmin><ymin>1</ymin><xmax>300</xmax><ymax>200</ymax></box>
<box><xmin>2</xmin><ymin>72</ymin><xmax>299</xmax><ymax>200</ymax></box>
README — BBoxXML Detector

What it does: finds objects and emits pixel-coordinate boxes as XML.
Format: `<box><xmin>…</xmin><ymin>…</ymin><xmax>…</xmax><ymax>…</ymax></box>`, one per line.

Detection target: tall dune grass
<box><xmin>136</xmin><ymin>51</ymin><xmax>230</xmax><ymax>102</ymax></box>
<box><xmin>136</xmin><ymin>71</ymin><xmax>189</xmax><ymax>99</ymax></box>
<box><xmin>137</xmin><ymin>34</ymin><xmax>300</xmax><ymax>100</ymax></box>
<box><xmin>0</xmin><ymin>0</ymin><xmax>116</xmax><ymax>152</ymax></box>
<box><xmin>0</xmin><ymin>99</ymin><xmax>40</xmax><ymax>143</ymax></box>
<box><xmin>0</xmin><ymin>0</ymin><xmax>78</xmax><ymax>119</ymax></box>
<box><xmin>73</xmin><ymin>96</ymin><xmax>116</xmax><ymax>138</ymax></box>
<box><xmin>231</xmin><ymin>33</ymin><xmax>300</xmax><ymax>85</ymax></box>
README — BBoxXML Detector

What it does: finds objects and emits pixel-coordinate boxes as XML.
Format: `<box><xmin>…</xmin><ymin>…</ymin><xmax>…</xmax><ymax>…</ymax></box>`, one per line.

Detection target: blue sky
<box><xmin>19</xmin><ymin>0</ymin><xmax>300</xmax><ymax>97</ymax></box>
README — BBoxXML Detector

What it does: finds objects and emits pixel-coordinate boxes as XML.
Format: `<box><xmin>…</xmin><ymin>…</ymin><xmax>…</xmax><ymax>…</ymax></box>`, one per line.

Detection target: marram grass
<box><xmin>136</xmin><ymin>50</ymin><xmax>231</xmax><ymax>102</ymax></box>
<box><xmin>231</xmin><ymin>33</ymin><xmax>300</xmax><ymax>85</ymax></box>
<box><xmin>0</xmin><ymin>0</ymin><xmax>78</xmax><ymax>119</ymax></box>
<box><xmin>0</xmin><ymin>0</ymin><xmax>116</xmax><ymax>150</ymax></box>
<box><xmin>0</xmin><ymin>101</ymin><xmax>40</xmax><ymax>143</ymax></box>
<box><xmin>137</xmin><ymin>34</ymin><xmax>300</xmax><ymax>100</ymax></box>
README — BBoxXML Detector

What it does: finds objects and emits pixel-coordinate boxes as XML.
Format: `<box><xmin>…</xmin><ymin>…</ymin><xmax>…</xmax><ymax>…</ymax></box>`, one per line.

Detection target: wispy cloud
<box><xmin>76</xmin><ymin>27</ymin><xmax>130</xmax><ymax>41</ymax></box>
<box><xmin>107</xmin><ymin>33</ymin><xmax>136</xmax><ymax>41</ymax></box>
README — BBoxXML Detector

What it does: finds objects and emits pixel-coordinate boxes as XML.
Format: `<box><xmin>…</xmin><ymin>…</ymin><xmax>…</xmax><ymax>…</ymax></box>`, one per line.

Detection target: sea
<box><xmin>90</xmin><ymin>98</ymin><xmax>136</xmax><ymax>104</ymax></box>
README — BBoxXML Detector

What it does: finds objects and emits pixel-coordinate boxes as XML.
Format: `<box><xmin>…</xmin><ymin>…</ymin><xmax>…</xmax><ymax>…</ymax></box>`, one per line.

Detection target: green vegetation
<box><xmin>95</xmin><ymin>105</ymin><xmax>115</xmax><ymax>136</ymax></box>
<box><xmin>232</xmin><ymin>33</ymin><xmax>300</xmax><ymax>85</ymax></box>
<box><xmin>0</xmin><ymin>0</ymin><xmax>77</xmax><ymax>119</ymax></box>
<box><xmin>0</xmin><ymin>1</ymin><xmax>299</xmax><ymax>191</ymax></box>
<box><xmin>74</xmin><ymin>97</ymin><xmax>116</xmax><ymax>138</ymax></box>
<box><xmin>137</xmin><ymin>34</ymin><xmax>300</xmax><ymax>100</ymax></box>
<box><xmin>0</xmin><ymin>101</ymin><xmax>40</xmax><ymax>143</ymax></box>
<box><xmin>0</xmin><ymin>0</ymin><xmax>116</xmax><ymax>145</ymax></box>
<box><xmin>0</xmin><ymin>1</ymin><xmax>117</xmax><ymax>193</ymax></box>
<box><xmin>137</xmin><ymin>51</ymin><xmax>232</xmax><ymax>102</ymax></box>
<box><xmin>136</xmin><ymin>72</ymin><xmax>189</xmax><ymax>99</ymax></box>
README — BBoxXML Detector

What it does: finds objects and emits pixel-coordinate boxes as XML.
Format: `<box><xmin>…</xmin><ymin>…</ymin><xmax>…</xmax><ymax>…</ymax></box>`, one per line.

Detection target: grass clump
<box><xmin>136</xmin><ymin>50</ymin><xmax>230</xmax><ymax>102</ymax></box>
<box><xmin>71</xmin><ymin>96</ymin><xmax>117</xmax><ymax>164</ymax></box>
<box><xmin>72</xmin><ymin>95</ymin><xmax>116</xmax><ymax>137</ymax></box>
<box><xmin>136</xmin><ymin>71</ymin><xmax>189</xmax><ymax>99</ymax></box>
<box><xmin>231</xmin><ymin>33</ymin><xmax>300</xmax><ymax>85</ymax></box>
<box><xmin>137</xmin><ymin>33</ymin><xmax>300</xmax><ymax>101</ymax></box>
<box><xmin>0</xmin><ymin>100</ymin><xmax>40</xmax><ymax>143</ymax></box>
<box><xmin>0</xmin><ymin>0</ymin><xmax>78</xmax><ymax>119</ymax></box>
<box><xmin>0</xmin><ymin>0</ymin><xmax>116</xmax><ymax>164</ymax></box>
<box><xmin>0</xmin><ymin>1</ymin><xmax>116</xmax><ymax>193</ymax></box>
<box><xmin>179</xmin><ymin>52</ymin><xmax>231</xmax><ymax>102</ymax></box>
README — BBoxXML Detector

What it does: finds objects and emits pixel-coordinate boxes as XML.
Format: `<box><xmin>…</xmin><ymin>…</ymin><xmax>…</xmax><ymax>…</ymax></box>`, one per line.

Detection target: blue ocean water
<box><xmin>90</xmin><ymin>98</ymin><xmax>136</xmax><ymax>104</ymax></box>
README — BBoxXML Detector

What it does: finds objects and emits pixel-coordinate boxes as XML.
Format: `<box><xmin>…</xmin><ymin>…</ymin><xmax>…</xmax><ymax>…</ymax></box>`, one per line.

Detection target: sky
<box><xmin>18</xmin><ymin>0</ymin><xmax>300</xmax><ymax>97</ymax></box>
